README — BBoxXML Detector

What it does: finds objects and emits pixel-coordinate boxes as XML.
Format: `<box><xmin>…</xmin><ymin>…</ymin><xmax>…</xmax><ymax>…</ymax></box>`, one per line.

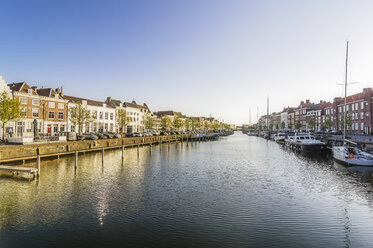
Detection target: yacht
<box><xmin>332</xmin><ymin>146</ymin><xmax>373</xmax><ymax>166</ymax></box>
<box><xmin>292</xmin><ymin>133</ymin><xmax>327</xmax><ymax>153</ymax></box>
<box><xmin>332</xmin><ymin>41</ymin><xmax>373</xmax><ymax>166</ymax></box>
<box><xmin>275</xmin><ymin>132</ymin><xmax>286</xmax><ymax>144</ymax></box>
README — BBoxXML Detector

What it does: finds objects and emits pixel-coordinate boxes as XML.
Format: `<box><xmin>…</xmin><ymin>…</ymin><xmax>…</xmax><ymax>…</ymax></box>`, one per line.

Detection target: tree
<box><xmin>184</xmin><ymin>118</ymin><xmax>192</xmax><ymax>130</ymax></box>
<box><xmin>69</xmin><ymin>102</ymin><xmax>91</xmax><ymax>134</ymax></box>
<box><xmin>173</xmin><ymin>116</ymin><xmax>184</xmax><ymax>131</ymax></box>
<box><xmin>204</xmin><ymin>121</ymin><xmax>211</xmax><ymax>130</ymax></box>
<box><xmin>295</xmin><ymin>121</ymin><xmax>301</xmax><ymax>130</ymax></box>
<box><xmin>144</xmin><ymin>113</ymin><xmax>153</xmax><ymax>131</ymax></box>
<box><xmin>281</xmin><ymin>121</ymin><xmax>285</xmax><ymax>130</ymax></box>
<box><xmin>288</xmin><ymin>123</ymin><xmax>293</xmax><ymax>130</ymax></box>
<box><xmin>212</xmin><ymin>122</ymin><xmax>220</xmax><ymax>130</ymax></box>
<box><xmin>0</xmin><ymin>92</ymin><xmax>24</xmax><ymax>140</ymax></box>
<box><xmin>340</xmin><ymin>112</ymin><xmax>352</xmax><ymax>130</ymax></box>
<box><xmin>194</xmin><ymin>120</ymin><xmax>201</xmax><ymax>130</ymax></box>
<box><xmin>161</xmin><ymin>116</ymin><xmax>172</xmax><ymax>131</ymax></box>
<box><xmin>116</xmin><ymin>109</ymin><xmax>128</xmax><ymax>134</ymax></box>
<box><xmin>308</xmin><ymin>118</ymin><xmax>315</xmax><ymax>131</ymax></box>
<box><xmin>275</xmin><ymin>123</ymin><xmax>279</xmax><ymax>130</ymax></box>
<box><xmin>324</xmin><ymin>117</ymin><xmax>333</xmax><ymax>130</ymax></box>
<box><xmin>269</xmin><ymin>124</ymin><xmax>273</xmax><ymax>130</ymax></box>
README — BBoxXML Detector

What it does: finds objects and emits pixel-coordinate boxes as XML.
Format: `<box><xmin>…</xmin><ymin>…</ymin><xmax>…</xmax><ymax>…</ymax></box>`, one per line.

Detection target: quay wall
<box><xmin>0</xmin><ymin>134</ymin><xmax>193</xmax><ymax>163</ymax></box>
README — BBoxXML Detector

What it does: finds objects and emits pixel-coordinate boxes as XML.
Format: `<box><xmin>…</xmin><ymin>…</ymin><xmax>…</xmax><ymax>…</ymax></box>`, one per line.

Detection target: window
<box><xmin>110</xmin><ymin>123</ymin><xmax>113</xmax><ymax>131</ymax></box>
<box><xmin>105</xmin><ymin>112</ymin><xmax>108</xmax><ymax>120</ymax></box>
<box><xmin>32</xmin><ymin>99</ymin><xmax>40</xmax><ymax>106</ymax></box>
<box><xmin>58</xmin><ymin>112</ymin><xmax>64</xmax><ymax>120</ymax></box>
<box><xmin>361</xmin><ymin>122</ymin><xmax>364</xmax><ymax>130</ymax></box>
<box><xmin>361</xmin><ymin>112</ymin><xmax>364</xmax><ymax>120</ymax></box>
<box><xmin>32</xmin><ymin>108</ymin><xmax>40</xmax><ymax>118</ymax></box>
<box><xmin>19</xmin><ymin>97</ymin><xmax>28</xmax><ymax>104</ymax></box>
<box><xmin>60</xmin><ymin>124</ymin><xmax>65</xmax><ymax>132</ymax></box>
<box><xmin>21</xmin><ymin>107</ymin><xmax>27</xmax><ymax>117</ymax></box>
<box><xmin>99</xmin><ymin>112</ymin><xmax>103</xmax><ymax>120</ymax></box>
<box><xmin>351</xmin><ymin>104</ymin><xmax>354</xmax><ymax>111</ymax></box>
<box><xmin>339</xmin><ymin>106</ymin><xmax>342</xmax><ymax>113</ymax></box>
<box><xmin>110</xmin><ymin>113</ymin><xmax>113</xmax><ymax>120</ymax></box>
<box><xmin>361</xmin><ymin>102</ymin><xmax>364</xmax><ymax>109</ymax></box>
<box><xmin>104</xmin><ymin>123</ymin><xmax>108</xmax><ymax>131</ymax></box>
<box><xmin>92</xmin><ymin>111</ymin><xmax>97</xmax><ymax>118</ymax></box>
<box><xmin>58</xmin><ymin>103</ymin><xmax>64</xmax><ymax>109</ymax></box>
<box><xmin>48</xmin><ymin>111</ymin><xmax>55</xmax><ymax>119</ymax></box>
<box><xmin>346</xmin><ymin>105</ymin><xmax>349</xmax><ymax>111</ymax></box>
<box><xmin>49</xmin><ymin>102</ymin><xmax>55</xmax><ymax>108</ymax></box>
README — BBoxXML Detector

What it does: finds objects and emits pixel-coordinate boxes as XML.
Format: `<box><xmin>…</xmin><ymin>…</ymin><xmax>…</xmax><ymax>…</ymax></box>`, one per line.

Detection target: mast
<box><xmin>343</xmin><ymin>41</ymin><xmax>349</xmax><ymax>141</ymax></box>
<box><xmin>249</xmin><ymin>107</ymin><xmax>251</xmax><ymax>126</ymax></box>
<box><xmin>266</xmin><ymin>96</ymin><xmax>269</xmax><ymax>131</ymax></box>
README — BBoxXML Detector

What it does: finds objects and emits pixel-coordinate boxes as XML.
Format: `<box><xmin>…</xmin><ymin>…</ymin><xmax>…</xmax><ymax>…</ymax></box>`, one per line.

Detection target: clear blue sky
<box><xmin>1</xmin><ymin>0</ymin><xmax>373</xmax><ymax>125</ymax></box>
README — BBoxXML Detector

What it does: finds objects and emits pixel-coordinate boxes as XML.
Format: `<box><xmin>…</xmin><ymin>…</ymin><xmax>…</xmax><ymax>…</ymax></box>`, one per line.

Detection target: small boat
<box><xmin>292</xmin><ymin>133</ymin><xmax>327</xmax><ymax>153</ymax></box>
<box><xmin>332</xmin><ymin>146</ymin><xmax>373</xmax><ymax>166</ymax></box>
<box><xmin>275</xmin><ymin>132</ymin><xmax>286</xmax><ymax>144</ymax></box>
<box><xmin>285</xmin><ymin>132</ymin><xmax>295</xmax><ymax>147</ymax></box>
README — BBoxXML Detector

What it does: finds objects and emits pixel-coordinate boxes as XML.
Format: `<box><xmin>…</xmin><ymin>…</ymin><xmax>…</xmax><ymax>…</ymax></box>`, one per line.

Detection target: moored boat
<box><xmin>332</xmin><ymin>146</ymin><xmax>373</xmax><ymax>166</ymax></box>
<box><xmin>275</xmin><ymin>132</ymin><xmax>286</xmax><ymax>144</ymax></box>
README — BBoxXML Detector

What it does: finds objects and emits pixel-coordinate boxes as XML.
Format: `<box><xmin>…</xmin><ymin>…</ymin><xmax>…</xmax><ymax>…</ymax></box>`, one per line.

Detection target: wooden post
<box><xmin>122</xmin><ymin>145</ymin><xmax>124</xmax><ymax>160</ymax></box>
<box><xmin>137</xmin><ymin>144</ymin><xmax>140</xmax><ymax>157</ymax></box>
<box><xmin>36</xmin><ymin>155</ymin><xmax>41</xmax><ymax>177</ymax></box>
<box><xmin>102</xmin><ymin>148</ymin><xmax>104</xmax><ymax>165</ymax></box>
<box><xmin>75</xmin><ymin>151</ymin><xmax>78</xmax><ymax>169</ymax></box>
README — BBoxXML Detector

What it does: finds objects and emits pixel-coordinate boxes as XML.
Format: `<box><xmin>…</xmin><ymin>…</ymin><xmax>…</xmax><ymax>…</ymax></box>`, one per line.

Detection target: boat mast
<box><xmin>266</xmin><ymin>96</ymin><xmax>269</xmax><ymax>131</ymax></box>
<box><xmin>343</xmin><ymin>41</ymin><xmax>349</xmax><ymax>141</ymax></box>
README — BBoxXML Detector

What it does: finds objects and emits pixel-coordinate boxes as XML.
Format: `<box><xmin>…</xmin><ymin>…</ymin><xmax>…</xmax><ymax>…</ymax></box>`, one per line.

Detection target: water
<box><xmin>1</xmin><ymin>133</ymin><xmax>373</xmax><ymax>248</ymax></box>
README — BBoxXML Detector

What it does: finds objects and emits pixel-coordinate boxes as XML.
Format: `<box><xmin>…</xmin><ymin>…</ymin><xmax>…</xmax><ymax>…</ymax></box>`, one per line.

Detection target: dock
<box><xmin>0</xmin><ymin>165</ymin><xmax>38</xmax><ymax>178</ymax></box>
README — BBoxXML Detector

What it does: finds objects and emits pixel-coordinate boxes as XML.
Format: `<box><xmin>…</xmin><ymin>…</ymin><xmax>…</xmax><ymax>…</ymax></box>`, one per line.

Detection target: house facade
<box><xmin>8</xmin><ymin>82</ymin><xmax>68</xmax><ymax>137</ymax></box>
<box><xmin>64</xmin><ymin>95</ymin><xmax>116</xmax><ymax>133</ymax></box>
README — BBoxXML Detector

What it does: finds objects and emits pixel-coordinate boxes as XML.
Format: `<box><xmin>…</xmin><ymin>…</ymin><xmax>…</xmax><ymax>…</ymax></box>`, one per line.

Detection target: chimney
<box><xmin>300</xmin><ymin>101</ymin><xmax>304</xmax><ymax>105</ymax></box>
<box><xmin>56</xmin><ymin>88</ymin><xmax>60</xmax><ymax>94</ymax></box>
<box><xmin>306</xmin><ymin>99</ymin><xmax>310</xmax><ymax>104</ymax></box>
<box><xmin>320</xmin><ymin>100</ymin><xmax>323</xmax><ymax>104</ymax></box>
<box><xmin>107</xmin><ymin>96</ymin><xmax>111</xmax><ymax>102</ymax></box>
<box><xmin>31</xmin><ymin>86</ymin><xmax>37</xmax><ymax>92</ymax></box>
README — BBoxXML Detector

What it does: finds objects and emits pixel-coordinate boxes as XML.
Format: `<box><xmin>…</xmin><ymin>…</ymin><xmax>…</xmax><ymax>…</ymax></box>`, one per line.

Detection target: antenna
<box><xmin>249</xmin><ymin>107</ymin><xmax>251</xmax><ymax>126</ymax></box>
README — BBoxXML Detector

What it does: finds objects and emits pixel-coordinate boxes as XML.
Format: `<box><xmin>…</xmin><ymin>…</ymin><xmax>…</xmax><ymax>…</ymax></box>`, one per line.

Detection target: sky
<box><xmin>1</xmin><ymin>0</ymin><xmax>373</xmax><ymax>125</ymax></box>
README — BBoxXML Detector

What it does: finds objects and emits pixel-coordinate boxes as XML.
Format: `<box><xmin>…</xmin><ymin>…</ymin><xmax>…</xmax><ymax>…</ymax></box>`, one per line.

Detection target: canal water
<box><xmin>1</xmin><ymin>133</ymin><xmax>373</xmax><ymax>248</ymax></box>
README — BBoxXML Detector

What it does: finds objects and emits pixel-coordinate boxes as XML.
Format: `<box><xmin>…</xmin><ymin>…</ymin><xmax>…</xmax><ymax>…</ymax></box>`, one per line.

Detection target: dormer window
<box><xmin>27</xmin><ymin>89</ymin><xmax>32</xmax><ymax>95</ymax></box>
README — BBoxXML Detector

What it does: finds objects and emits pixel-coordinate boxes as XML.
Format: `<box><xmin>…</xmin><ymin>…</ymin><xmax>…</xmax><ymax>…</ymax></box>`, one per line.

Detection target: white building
<box><xmin>0</xmin><ymin>76</ymin><xmax>12</xmax><ymax>139</ymax></box>
<box><xmin>64</xmin><ymin>95</ymin><xmax>116</xmax><ymax>133</ymax></box>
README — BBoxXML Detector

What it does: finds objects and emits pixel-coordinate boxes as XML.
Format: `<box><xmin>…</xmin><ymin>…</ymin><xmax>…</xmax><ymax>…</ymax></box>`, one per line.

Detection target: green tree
<box><xmin>324</xmin><ymin>117</ymin><xmax>333</xmax><ymax>130</ymax></box>
<box><xmin>275</xmin><ymin>123</ymin><xmax>279</xmax><ymax>130</ymax></box>
<box><xmin>295</xmin><ymin>121</ymin><xmax>301</xmax><ymax>130</ymax></box>
<box><xmin>194</xmin><ymin>120</ymin><xmax>201</xmax><ymax>130</ymax></box>
<box><xmin>340</xmin><ymin>112</ymin><xmax>352</xmax><ymax>130</ymax></box>
<box><xmin>204</xmin><ymin>121</ymin><xmax>211</xmax><ymax>130</ymax></box>
<box><xmin>184</xmin><ymin>118</ymin><xmax>192</xmax><ymax>130</ymax></box>
<box><xmin>269</xmin><ymin>124</ymin><xmax>273</xmax><ymax>130</ymax></box>
<box><xmin>212</xmin><ymin>122</ymin><xmax>220</xmax><ymax>130</ymax></box>
<box><xmin>0</xmin><ymin>92</ymin><xmax>24</xmax><ymax>140</ymax></box>
<box><xmin>173</xmin><ymin>116</ymin><xmax>184</xmax><ymax>130</ymax></box>
<box><xmin>69</xmin><ymin>102</ymin><xmax>91</xmax><ymax>134</ymax></box>
<box><xmin>281</xmin><ymin>121</ymin><xmax>285</xmax><ymax>129</ymax></box>
<box><xmin>288</xmin><ymin>123</ymin><xmax>293</xmax><ymax>130</ymax></box>
<box><xmin>116</xmin><ymin>108</ymin><xmax>128</xmax><ymax>134</ymax></box>
<box><xmin>308</xmin><ymin>118</ymin><xmax>315</xmax><ymax>131</ymax></box>
<box><xmin>144</xmin><ymin>113</ymin><xmax>153</xmax><ymax>131</ymax></box>
<box><xmin>161</xmin><ymin>116</ymin><xmax>172</xmax><ymax>131</ymax></box>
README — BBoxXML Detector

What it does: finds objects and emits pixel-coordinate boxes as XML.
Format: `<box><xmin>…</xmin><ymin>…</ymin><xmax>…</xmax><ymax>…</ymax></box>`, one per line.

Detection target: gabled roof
<box><xmin>64</xmin><ymin>95</ymin><xmax>113</xmax><ymax>108</ymax></box>
<box><xmin>8</xmin><ymin>82</ymin><xmax>24</xmax><ymax>92</ymax></box>
<box><xmin>123</xmin><ymin>101</ymin><xmax>138</xmax><ymax>108</ymax></box>
<box><xmin>37</xmin><ymin>88</ymin><xmax>56</xmax><ymax>97</ymax></box>
<box><xmin>106</xmin><ymin>98</ymin><xmax>122</xmax><ymax>108</ymax></box>
<box><xmin>154</xmin><ymin>111</ymin><xmax>175</xmax><ymax>117</ymax></box>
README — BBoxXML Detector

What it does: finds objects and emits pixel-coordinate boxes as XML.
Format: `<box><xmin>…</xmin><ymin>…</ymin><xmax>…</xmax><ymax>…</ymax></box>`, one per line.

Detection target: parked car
<box><xmin>87</xmin><ymin>133</ymin><xmax>98</xmax><ymax>140</ymax></box>
<box><xmin>133</xmin><ymin>132</ymin><xmax>142</xmax><ymax>137</ymax></box>
<box><xmin>125</xmin><ymin>133</ymin><xmax>134</xmax><ymax>137</ymax></box>
<box><xmin>103</xmin><ymin>133</ymin><xmax>114</xmax><ymax>139</ymax></box>
<box><xmin>96</xmin><ymin>133</ymin><xmax>106</xmax><ymax>139</ymax></box>
<box><xmin>77</xmin><ymin>134</ymin><xmax>85</xmax><ymax>140</ymax></box>
<box><xmin>108</xmin><ymin>132</ymin><xmax>121</xmax><ymax>138</ymax></box>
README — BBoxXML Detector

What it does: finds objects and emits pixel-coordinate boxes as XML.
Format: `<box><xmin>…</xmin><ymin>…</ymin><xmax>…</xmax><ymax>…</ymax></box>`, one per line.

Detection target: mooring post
<box><xmin>122</xmin><ymin>145</ymin><xmax>124</xmax><ymax>160</ymax></box>
<box><xmin>36</xmin><ymin>155</ymin><xmax>41</xmax><ymax>177</ymax></box>
<box><xmin>102</xmin><ymin>148</ymin><xmax>104</xmax><ymax>165</ymax></box>
<box><xmin>137</xmin><ymin>144</ymin><xmax>140</xmax><ymax>157</ymax></box>
<box><xmin>75</xmin><ymin>151</ymin><xmax>78</xmax><ymax>169</ymax></box>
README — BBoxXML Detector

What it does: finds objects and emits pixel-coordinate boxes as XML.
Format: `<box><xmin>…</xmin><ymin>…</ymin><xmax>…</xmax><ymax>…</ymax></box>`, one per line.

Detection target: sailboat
<box><xmin>332</xmin><ymin>41</ymin><xmax>373</xmax><ymax>166</ymax></box>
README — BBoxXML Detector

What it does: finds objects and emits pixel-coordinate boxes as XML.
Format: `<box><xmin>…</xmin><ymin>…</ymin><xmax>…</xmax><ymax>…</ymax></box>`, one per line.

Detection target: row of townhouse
<box><xmin>0</xmin><ymin>75</ymin><xmax>226</xmax><ymax>140</ymax></box>
<box><xmin>258</xmin><ymin>88</ymin><xmax>373</xmax><ymax>134</ymax></box>
<box><xmin>0</xmin><ymin>77</ymin><xmax>150</xmax><ymax>139</ymax></box>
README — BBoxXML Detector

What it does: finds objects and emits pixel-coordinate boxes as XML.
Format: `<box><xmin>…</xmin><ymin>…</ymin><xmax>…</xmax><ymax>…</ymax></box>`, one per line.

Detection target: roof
<box><xmin>8</xmin><ymin>82</ymin><xmax>24</xmax><ymax>92</ymax></box>
<box><xmin>106</xmin><ymin>98</ymin><xmax>122</xmax><ymax>108</ymax></box>
<box><xmin>64</xmin><ymin>95</ymin><xmax>113</xmax><ymax>108</ymax></box>
<box><xmin>37</xmin><ymin>88</ymin><xmax>56</xmax><ymax>97</ymax></box>
<box><xmin>123</xmin><ymin>101</ymin><xmax>138</xmax><ymax>108</ymax></box>
<box><xmin>154</xmin><ymin>111</ymin><xmax>175</xmax><ymax>117</ymax></box>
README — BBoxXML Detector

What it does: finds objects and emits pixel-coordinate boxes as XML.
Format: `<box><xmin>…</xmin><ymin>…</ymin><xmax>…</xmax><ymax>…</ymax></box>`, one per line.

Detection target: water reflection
<box><xmin>0</xmin><ymin>134</ymin><xmax>373</xmax><ymax>248</ymax></box>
